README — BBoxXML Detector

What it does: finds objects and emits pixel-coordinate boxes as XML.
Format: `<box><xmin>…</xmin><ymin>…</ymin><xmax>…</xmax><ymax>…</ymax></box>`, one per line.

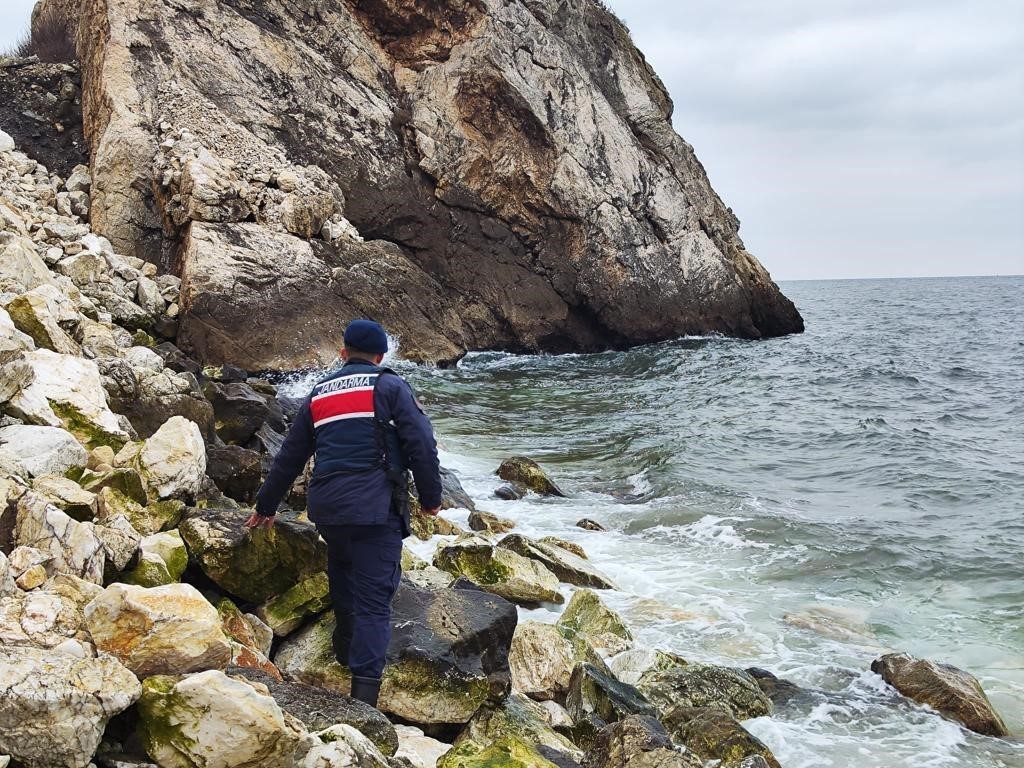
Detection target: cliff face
<box><xmin>65</xmin><ymin>0</ymin><xmax>801</xmax><ymax>366</ymax></box>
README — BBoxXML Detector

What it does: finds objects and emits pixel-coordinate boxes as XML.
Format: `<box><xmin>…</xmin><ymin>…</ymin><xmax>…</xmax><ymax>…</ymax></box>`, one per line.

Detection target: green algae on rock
<box><xmin>434</xmin><ymin>538</ymin><xmax>563</xmax><ymax>605</ymax></box>
<box><xmin>496</xmin><ymin>457</ymin><xmax>565</xmax><ymax>497</ymax></box>
<box><xmin>179</xmin><ymin>506</ymin><xmax>327</xmax><ymax>604</ymax></box>
<box><xmin>557</xmin><ymin>588</ymin><xmax>633</xmax><ymax>655</ymax></box>
<box><xmin>498</xmin><ymin>534</ymin><xmax>615</xmax><ymax>589</ymax></box>
<box><xmin>637</xmin><ymin>665</ymin><xmax>772</xmax><ymax>720</ymax></box>
<box><xmin>439</xmin><ymin>736</ymin><xmax>561</xmax><ymax>768</ymax></box>
<box><xmin>275</xmin><ymin>580</ymin><xmax>517</xmax><ymax>724</ymax></box>
<box><xmin>660</xmin><ymin>707</ymin><xmax>781</xmax><ymax>768</ymax></box>
<box><xmin>137</xmin><ymin>671</ymin><xmax>306</xmax><ymax>768</ymax></box>
<box><xmin>256</xmin><ymin>570</ymin><xmax>331</xmax><ymax>637</ymax></box>
<box><xmin>509</xmin><ymin>620</ymin><xmax>610</xmax><ymax>701</ymax></box>
<box><xmin>566</xmin><ymin>662</ymin><xmax>659</xmax><ymax>729</ymax></box>
<box><xmin>457</xmin><ymin>691</ymin><xmax>583</xmax><ymax>761</ymax></box>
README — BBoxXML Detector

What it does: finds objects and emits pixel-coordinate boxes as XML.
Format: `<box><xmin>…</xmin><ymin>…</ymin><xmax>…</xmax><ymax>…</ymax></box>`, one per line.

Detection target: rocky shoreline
<box><xmin>0</xmin><ymin>128</ymin><xmax>1012</xmax><ymax>768</ymax></box>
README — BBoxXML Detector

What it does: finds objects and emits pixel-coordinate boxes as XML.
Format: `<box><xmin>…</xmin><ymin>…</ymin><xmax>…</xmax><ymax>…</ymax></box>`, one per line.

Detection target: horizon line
<box><xmin>778</xmin><ymin>273</ymin><xmax>1023</xmax><ymax>283</ymax></box>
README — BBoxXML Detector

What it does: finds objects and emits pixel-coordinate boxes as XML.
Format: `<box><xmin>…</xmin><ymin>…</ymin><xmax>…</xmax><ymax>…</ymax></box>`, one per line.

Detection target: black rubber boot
<box><xmin>350</xmin><ymin>675</ymin><xmax>382</xmax><ymax>708</ymax></box>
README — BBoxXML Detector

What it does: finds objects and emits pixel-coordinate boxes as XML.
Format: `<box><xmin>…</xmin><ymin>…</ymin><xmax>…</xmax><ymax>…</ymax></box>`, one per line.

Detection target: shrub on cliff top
<box><xmin>4</xmin><ymin>7</ymin><xmax>76</xmax><ymax>63</ymax></box>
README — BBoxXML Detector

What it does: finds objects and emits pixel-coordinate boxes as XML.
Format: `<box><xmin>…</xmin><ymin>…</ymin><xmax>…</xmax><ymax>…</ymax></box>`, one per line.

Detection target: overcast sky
<box><xmin>2</xmin><ymin>0</ymin><xmax>1021</xmax><ymax>279</ymax></box>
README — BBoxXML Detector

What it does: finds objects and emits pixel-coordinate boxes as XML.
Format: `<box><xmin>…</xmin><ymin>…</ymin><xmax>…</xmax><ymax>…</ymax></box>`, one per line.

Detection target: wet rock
<box><xmin>434</xmin><ymin>538</ymin><xmax>563</xmax><ymax>606</ymax></box>
<box><xmin>509</xmin><ymin>620</ymin><xmax>610</xmax><ymax>701</ymax></box>
<box><xmin>179</xmin><ymin>506</ymin><xmax>327</xmax><ymax>604</ymax></box>
<box><xmin>660</xmin><ymin>707</ymin><xmax>780</xmax><ymax>768</ymax></box>
<box><xmin>205</xmin><ymin>444</ymin><xmax>263</xmax><ymax>503</ymax></box>
<box><xmin>497</xmin><ymin>457</ymin><xmax>565</xmax><ymax>497</ymax></box>
<box><xmin>580</xmin><ymin>716</ymin><xmax>695</xmax><ymax>768</ymax></box>
<box><xmin>468</xmin><ymin>509</ymin><xmax>516</xmax><ymax>534</ymax></box>
<box><xmin>14</xmin><ymin>492</ymin><xmax>104</xmax><ymax>584</ymax></box>
<box><xmin>439</xmin><ymin>467</ymin><xmax>476</xmax><ymax>511</ymax></box>
<box><xmin>871</xmin><ymin>652</ymin><xmax>1009</xmax><ymax>737</ymax></box>
<box><xmin>744</xmin><ymin>668</ymin><xmax>824</xmax><ymax>710</ymax></box>
<box><xmin>495</xmin><ymin>483</ymin><xmax>528</xmax><ymax>501</ymax></box>
<box><xmin>540</xmin><ymin>537</ymin><xmax>589</xmax><ymax>560</ymax></box>
<box><xmin>276</xmin><ymin>579</ymin><xmax>517</xmax><ymax>724</ymax></box>
<box><xmin>229</xmin><ymin>667</ymin><xmax>399</xmax><ymax>756</ymax></box>
<box><xmin>202</xmin><ymin>381</ymin><xmax>271</xmax><ymax>444</ymax></box>
<box><xmin>137</xmin><ymin>670</ymin><xmax>306</xmax><ymax>768</ymax></box>
<box><xmin>637</xmin><ymin>665</ymin><xmax>772</xmax><ymax>720</ymax></box>
<box><xmin>556</xmin><ymin>589</ymin><xmax>633</xmax><ymax>656</ymax></box>
<box><xmin>457</xmin><ymin>691</ymin><xmax>583</xmax><ymax>761</ymax></box>
<box><xmin>84</xmin><ymin>582</ymin><xmax>232</xmax><ymax>676</ymax></box>
<box><xmin>610</xmin><ymin>649</ymin><xmax>689</xmax><ymax>687</ymax></box>
<box><xmin>566</xmin><ymin>663</ymin><xmax>658</xmax><ymax>729</ymax></box>
<box><xmin>132</xmin><ymin>416</ymin><xmax>206</xmax><ymax>501</ymax></box>
<box><xmin>576</xmin><ymin>520</ymin><xmax>607</xmax><ymax>532</ymax></box>
<box><xmin>0</xmin><ymin>424</ymin><xmax>86</xmax><ymax>477</ymax></box>
<box><xmin>410</xmin><ymin>509</ymin><xmax>467</xmax><ymax>540</ymax></box>
<box><xmin>0</xmin><ymin>646</ymin><xmax>141</xmax><ymax>768</ymax></box>
<box><xmin>498</xmin><ymin>534</ymin><xmax>615</xmax><ymax>589</ymax></box>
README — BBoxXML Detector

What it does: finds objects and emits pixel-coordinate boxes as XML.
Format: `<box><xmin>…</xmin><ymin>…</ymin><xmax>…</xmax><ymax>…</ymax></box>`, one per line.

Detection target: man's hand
<box><xmin>421</xmin><ymin>506</ymin><xmax>441</xmax><ymax>517</ymax></box>
<box><xmin>244</xmin><ymin>511</ymin><xmax>275</xmax><ymax>530</ymax></box>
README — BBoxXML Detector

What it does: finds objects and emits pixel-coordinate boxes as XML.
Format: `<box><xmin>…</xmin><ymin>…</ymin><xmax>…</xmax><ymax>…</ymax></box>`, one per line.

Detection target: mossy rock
<box><xmin>434</xmin><ymin>540</ymin><xmax>563</xmax><ymax>605</ymax></box>
<box><xmin>141</xmin><ymin>529</ymin><xmax>188</xmax><ymax>581</ymax></box>
<box><xmin>457</xmin><ymin>692</ymin><xmax>582</xmax><ymax>760</ymax></box>
<box><xmin>80</xmin><ymin>467</ymin><xmax>148</xmax><ymax>506</ymax></box>
<box><xmin>440</xmin><ymin>737</ymin><xmax>561</xmax><ymax>768</ymax></box>
<box><xmin>257</xmin><ymin>571</ymin><xmax>331</xmax><ymax>637</ymax></box>
<box><xmin>120</xmin><ymin>551</ymin><xmax>174</xmax><ymax>587</ymax></box>
<box><xmin>498</xmin><ymin>534</ymin><xmax>615</xmax><ymax>589</ymax></box>
<box><xmin>50</xmin><ymin>400</ymin><xmax>127</xmax><ymax>452</ymax></box>
<box><xmin>275</xmin><ymin>580</ymin><xmax>517</xmax><ymax>724</ymax></box>
<box><xmin>179</xmin><ymin>507</ymin><xmax>327</xmax><ymax>604</ymax></box>
<box><xmin>539</xmin><ymin>537</ymin><xmax>587</xmax><ymax>559</ymax></box>
<box><xmin>402</xmin><ymin>546</ymin><xmax>429</xmax><ymax>571</ymax></box>
<box><xmin>661</xmin><ymin>707</ymin><xmax>780</xmax><ymax>768</ymax></box>
<box><xmin>637</xmin><ymin>665</ymin><xmax>772</xmax><ymax>720</ymax></box>
<box><xmin>496</xmin><ymin>457</ymin><xmax>565</xmax><ymax>497</ymax></box>
<box><xmin>468</xmin><ymin>510</ymin><xmax>516</xmax><ymax>534</ymax></box>
<box><xmin>409</xmin><ymin>505</ymin><xmax>467</xmax><ymax>541</ymax></box>
<box><xmin>556</xmin><ymin>589</ymin><xmax>633</xmax><ymax>655</ymax></box>
<box><xmin>566</xmin><ymin>663</ymin><xmax>658</xmax><ymax>728</ymax></box>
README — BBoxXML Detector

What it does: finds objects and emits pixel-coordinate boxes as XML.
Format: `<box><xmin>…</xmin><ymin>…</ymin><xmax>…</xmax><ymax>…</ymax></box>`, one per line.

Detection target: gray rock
<box><xmin>0</xmin><ymin>425</ymin><xmax>87</xmax><ymax>478</ymax></box>
<box><xmin>498</xmin><ymin>534</ymin><xmax>615</xmax><ymax>589</ymax></box>
<box><xmin>660</xmin><ymin>707</ymin><xmax>780</xmax><ymax>768</ymax></box>
<box><xmin>228</xmin><ymin>667</ymin><xmax>399</xmax><ymax>756</ymax></box>
<box><xmin>871</xmin><ymin>652</ymin><xmax>1010</xmax><ymax>737</ymax></box>
<box><xmin>70</xmin><ymin>0</ymin><xmax>801</xmax><ymax>366</ymax></box>
<box><xmin>566</xmin><ymin>663</ymin><xmax>659</xmax><ymax>729</ymax></box>
<box><xmin>637</xmin><ymin>665</ymin><xmax>772</xmax><ymax>720</ymax></box>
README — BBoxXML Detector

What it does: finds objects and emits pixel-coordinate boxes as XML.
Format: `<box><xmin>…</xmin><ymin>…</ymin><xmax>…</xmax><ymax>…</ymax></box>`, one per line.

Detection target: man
<box><xmin>245</xmin><ymin>319</ymin><xmax>442</xmax><ymax>708</ymax></box>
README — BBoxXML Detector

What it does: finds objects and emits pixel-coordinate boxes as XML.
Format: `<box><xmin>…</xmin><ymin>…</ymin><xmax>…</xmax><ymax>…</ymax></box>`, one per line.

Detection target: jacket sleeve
<box><xmin>388</xmin><ymin>379</ymin><xmax>443</xmax><ymax>509</ymax></box>
<box><xmin>254</xmin><ymin>398</ymin><xmax>315</xmax><ymax>517</ymax></box>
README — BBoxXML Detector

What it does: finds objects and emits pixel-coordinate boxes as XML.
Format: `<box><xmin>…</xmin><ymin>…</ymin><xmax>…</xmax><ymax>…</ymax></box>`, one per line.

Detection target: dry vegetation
<box><xmin>3</xmin><ymin>6</ymin><xmax>76</xmax><ymax>62</ymax></box>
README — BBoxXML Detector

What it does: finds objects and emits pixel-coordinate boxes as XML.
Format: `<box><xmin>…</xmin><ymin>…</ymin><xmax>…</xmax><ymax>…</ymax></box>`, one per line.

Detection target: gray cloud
<box><xmin>606</xmin><ymin>0</ymin><xmax>1024</xmax><ymax>279</ymax></box>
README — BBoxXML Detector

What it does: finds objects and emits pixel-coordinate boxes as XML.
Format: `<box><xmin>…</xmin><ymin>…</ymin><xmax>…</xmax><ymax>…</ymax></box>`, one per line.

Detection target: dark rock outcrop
<box><xmin>660</xmin><ymin>707</ymin><xmax>780</xmax><ymax>768</ymax></box>
<box><xmin>566</xmin><ymin>663</ymin><xmax>658</xmax><ymax>729</ymax></box>
<box><xmin>275</xmin><ymin>579</ymin><xmax>518</xmax><ymax>724</ymax></box>
<box><xmin>0</xmin><ymin>58</ymin><xmax>86</xmax><ymax>178</ymax></box>
<box><xmin>56</xmin><ymin>0</ymin><xmax>799</xmax><ymax>367</ymax></box>
<box><xmin>227</xmin><ymin>666</ymin><xmax>400</xmax><ymax>756</ymax></box>
<box><xmin>871</xmin><ymin>653</ymin><xmax>1009</xmax><ymax>737</ymax></box>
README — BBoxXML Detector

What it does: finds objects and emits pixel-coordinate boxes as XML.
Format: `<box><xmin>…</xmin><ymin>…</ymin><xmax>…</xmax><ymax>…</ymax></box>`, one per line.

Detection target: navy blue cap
<box><xmin>344</xmin><ymin>319</ymin><xmax>389</xmax><ymax>355</ymax></box>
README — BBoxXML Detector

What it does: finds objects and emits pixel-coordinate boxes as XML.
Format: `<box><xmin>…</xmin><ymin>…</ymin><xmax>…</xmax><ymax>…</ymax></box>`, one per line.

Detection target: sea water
<box><xmin>291</xmin><ymin>276</ymin><xmax>1024</xmax><ymax>766</ymax></box>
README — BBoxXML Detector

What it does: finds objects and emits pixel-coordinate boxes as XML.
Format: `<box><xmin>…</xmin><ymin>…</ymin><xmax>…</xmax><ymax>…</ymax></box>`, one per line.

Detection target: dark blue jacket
<box><xmin>255</xmin><ymin>360</ymin><xmax>442</xmax><ymax>532</ymax></box>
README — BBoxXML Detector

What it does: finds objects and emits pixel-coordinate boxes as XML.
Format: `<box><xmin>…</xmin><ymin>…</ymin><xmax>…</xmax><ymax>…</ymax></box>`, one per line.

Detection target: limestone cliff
<box><xmin>57</xmin><ymin>0</ymin><xmax>800</xmax><ymax>366</ymax></box>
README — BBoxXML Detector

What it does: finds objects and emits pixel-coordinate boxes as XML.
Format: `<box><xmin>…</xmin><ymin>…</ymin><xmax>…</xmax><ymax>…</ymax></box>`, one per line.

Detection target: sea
<box><xmin>290</xmin><ymin>275</ymin><xmax>1024</xmax><ymax>767</ymax></box>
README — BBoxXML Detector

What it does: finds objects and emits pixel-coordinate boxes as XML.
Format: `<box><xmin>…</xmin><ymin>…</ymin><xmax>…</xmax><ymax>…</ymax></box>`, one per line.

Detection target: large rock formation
<box><xmin>57</xmin><ymin>0</ymin><xmax>799</xmax><ymax>366</ymax></box>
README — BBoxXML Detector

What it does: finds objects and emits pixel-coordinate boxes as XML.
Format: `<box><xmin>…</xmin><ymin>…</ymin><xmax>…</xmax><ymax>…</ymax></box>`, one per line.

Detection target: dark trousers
<box><xmin>316</xmin><ymin>522</ymin><xmax>403</xmax><ymax>679</ymax></box>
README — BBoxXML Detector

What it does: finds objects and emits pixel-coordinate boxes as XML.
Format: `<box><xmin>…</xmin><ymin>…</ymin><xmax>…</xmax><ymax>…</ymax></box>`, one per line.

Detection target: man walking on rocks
<box><xmin>245</xmin><ymin>319</ymin><xmax>442</xmax><ymax>708</ymax></box>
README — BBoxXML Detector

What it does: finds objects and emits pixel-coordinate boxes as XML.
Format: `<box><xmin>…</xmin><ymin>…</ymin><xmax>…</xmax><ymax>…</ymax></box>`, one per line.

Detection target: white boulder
<box><xmin>0</xmin><ymin>425</ymin><xmax>85</xmax><ymax>478</ymax></box>
<box><xmin>84</xmin><ymin>582</ymin><xmax>231</xmax><ymax>677</ymax></box>
<box><xmin>0</xmin><ymin>646</ymin><xmax>140</xmax><ymax>768</ymax></box>
<box><xmin>14</xmin><ymin>492</ymin><xmax>105</xmax><ymax>584</ymax></box>
<box><xmin>134</xmin><ymin>416</ymin><xmax>206</xmax><ymax>500</ymax></box>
